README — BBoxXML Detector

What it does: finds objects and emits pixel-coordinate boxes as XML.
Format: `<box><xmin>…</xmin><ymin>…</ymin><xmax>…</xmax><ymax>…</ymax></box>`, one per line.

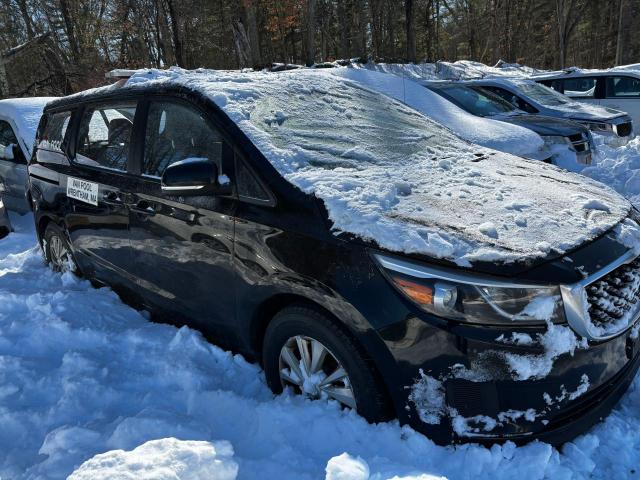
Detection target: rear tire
<box><xmin>263</xmin><ymin>305</ymin><xmax>392</xmax><ymax>423</ymax></box>
<box><xmin>43</xmin><ymin>223</ymin><xmax>78</xmax><ymax>274</ymax></box>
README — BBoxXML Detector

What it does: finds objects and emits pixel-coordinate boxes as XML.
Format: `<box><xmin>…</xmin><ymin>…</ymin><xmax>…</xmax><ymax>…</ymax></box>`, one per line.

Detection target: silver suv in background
<box><xmin>466</xmin><ymin>78</ymin><xmax>633</xmax><ymax>146</ymax></box>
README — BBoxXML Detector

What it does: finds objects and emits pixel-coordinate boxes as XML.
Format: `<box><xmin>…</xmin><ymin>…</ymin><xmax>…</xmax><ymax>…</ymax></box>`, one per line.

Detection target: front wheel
<box><xmin>43</xmin><ymin>223</ymin><xmax>78</xmax><ymax>274</ymax></box>
<box><xmin>263</xmin><ymin>306</ymin><xmax>392</xmax><ymax>423</ymax></box>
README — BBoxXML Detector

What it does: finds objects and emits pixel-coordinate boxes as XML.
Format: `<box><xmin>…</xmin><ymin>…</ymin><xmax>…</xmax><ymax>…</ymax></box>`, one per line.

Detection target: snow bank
<box><xmin>68</xmin><ymin>438</ymin><xmax>238</xmax><ymax>480</ymax></box>
<box><xmin>333</xmin><ymin>67</ymin><xmax>547</xmax><ymax>158</ymax></box>
<box><xmin>0</xmin><ymin>97</ymin><xmax>55</xmax><ymax>155</ymax></box>
<box><xmin>99</xmin><ymin>67</ymin><xmax>630</xmax><ymax>268</ymax></box>
<box><xmin>580</xmin><ymin>136</ymin><xmax>640</xmax><ymax>206</ymax></box>
<box><xmin>1</xmin><ymin>215</ymin><xmax>640</xmax><ymax>479</ymax></box>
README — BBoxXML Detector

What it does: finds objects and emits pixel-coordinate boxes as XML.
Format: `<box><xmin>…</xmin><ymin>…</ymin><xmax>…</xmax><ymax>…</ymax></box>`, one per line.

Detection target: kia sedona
<box><xmin>29</xmin><ymin>68</ymin><xmax>640</xmax><ymax>445</ymax></box>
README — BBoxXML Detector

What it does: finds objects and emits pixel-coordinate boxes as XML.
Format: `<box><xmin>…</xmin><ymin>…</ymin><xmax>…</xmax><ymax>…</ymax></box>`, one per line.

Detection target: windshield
<box><xmin>251</xmin><ymin>80</ymin><xmax>464</xmax><ymax>169</ymax></box>
<box><xmin>513</xmin><ymin>80</ymin><xmax>573</xmax><ymax>106</ymax></box>
<box><xmin>432</xmin><ymin>85</ymin><xmax>515</xmax><ymax>116</ymax></box>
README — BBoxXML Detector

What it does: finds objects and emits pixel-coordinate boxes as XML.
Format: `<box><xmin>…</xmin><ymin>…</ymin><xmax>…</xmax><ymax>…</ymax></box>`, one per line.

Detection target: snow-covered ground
<box><xmin>1</xmin><ymin>212</ymin><xmax>640</xmax><ymax>479</ymax></box>
<box><xmin>582</xmin><ymin>136</ymin><xmax>640</xmax><ymax>207</ymax></box>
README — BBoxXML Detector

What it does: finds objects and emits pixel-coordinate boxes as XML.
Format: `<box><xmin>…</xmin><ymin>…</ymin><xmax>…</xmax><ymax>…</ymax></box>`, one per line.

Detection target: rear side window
<box><xmin>76</xmin><ymin>103</ymin><xmax>136</xmax><ymax>171</ymax></box>
<box><xmin>561</xmin><ymin>78</ymin><xmax>597</xmax><ymax>98</ymax></box>
<box><xmin>38</xmin><ymin>111</ymin><xmax>71</xmax><ymax>152</ymax></box>
<box><xmin>483</xmin><ymin>87</ymin><xmax>538</xmax><ymax>113</ymax></box>
<box><xmin>0</xmin><ymin>120</ymin><xmax>18</xmax><ymax>147</ymax></box>
<box><xmin>142</xmin><ymin>101</ymin><xmax>224</xmax><ymax>178</ymax></box>
<box><xmin>606</xmin><ymin>76</ymin><xmax>640</xmax><ymax>98</ymax></box>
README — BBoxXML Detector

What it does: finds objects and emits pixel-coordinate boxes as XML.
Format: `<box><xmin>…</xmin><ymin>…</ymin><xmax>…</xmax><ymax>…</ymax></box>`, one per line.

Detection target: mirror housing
<box><xmin>161</xmin><ymin>157</ymin><xmax>228</xmax><ymax>196</ymax></box>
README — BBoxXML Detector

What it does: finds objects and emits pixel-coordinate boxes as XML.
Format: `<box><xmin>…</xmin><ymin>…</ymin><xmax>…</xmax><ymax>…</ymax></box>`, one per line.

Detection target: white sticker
<box><xmin>66</xmin><ymin>177</ymin><xmax>99</xmax><ymax>206</ymax></box>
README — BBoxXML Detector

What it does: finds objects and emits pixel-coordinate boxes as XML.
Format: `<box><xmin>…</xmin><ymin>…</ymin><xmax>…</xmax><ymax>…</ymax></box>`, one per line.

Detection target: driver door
<box><xmin>127</xmin><ymin>98</ymin><xmax>237</xmax><ymax>340</ymax></box>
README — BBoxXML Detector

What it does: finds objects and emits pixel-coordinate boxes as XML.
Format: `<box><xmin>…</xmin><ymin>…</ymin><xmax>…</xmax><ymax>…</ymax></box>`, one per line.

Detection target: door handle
<box><xmin>130</xmin><ymin>200</ymin><xmax>156</xmax><ymax>216</ymax></box>
<box><xmin>102</xmin><ymin>191</ymin><xmax>123</xmax><ymax>205</ymax></box>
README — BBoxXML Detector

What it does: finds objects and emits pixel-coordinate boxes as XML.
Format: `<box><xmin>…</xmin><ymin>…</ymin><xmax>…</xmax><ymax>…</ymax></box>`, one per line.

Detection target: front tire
<box><xmin>43</xmin><ymin>223</ymin><xmax>78</xmax><ymax>274</ymax></box>
<box><xmin>263</xmin><ymin>305</ymin><xmax>392</xmax><ymax>423</ymax></box>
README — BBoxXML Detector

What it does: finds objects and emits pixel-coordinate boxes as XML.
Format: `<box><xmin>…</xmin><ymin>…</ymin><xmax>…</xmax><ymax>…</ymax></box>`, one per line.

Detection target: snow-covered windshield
<box><xmin>513</xmin><ymin>81</ymin><xmax>573</xmax><ymax>106</ymax></box>
<box><xmin>431</xmin><ymin>85</ymin><xmax>515</xmax><ymax>117</ymax></box>
<box><xmin>251</xmin><ymin>82</ymin><xmax>456</xmax><ymax>168</ymax></box>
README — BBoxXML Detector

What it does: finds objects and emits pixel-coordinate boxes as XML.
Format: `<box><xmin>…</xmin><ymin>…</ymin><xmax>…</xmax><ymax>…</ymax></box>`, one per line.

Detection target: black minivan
<box><xmin>29</xmin><ymin>68</ymin><xmax>640</xmax><ymax>445</ymax></box>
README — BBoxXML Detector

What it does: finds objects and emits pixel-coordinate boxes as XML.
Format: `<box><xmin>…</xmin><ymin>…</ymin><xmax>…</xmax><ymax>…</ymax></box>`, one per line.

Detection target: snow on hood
<box><xmin>121</xmin><ymin>67</ymin><xmax>629</xmax><ymax>266</ymax></box>
<box><xmin>332</xmin><ymin>67</ymin><xmax>547</xmax><ymax>159</ymax></box>
<box><xmin>0</xmin><ymin>97</ymin><xmax>56</xmax><ymax>156</ymax></box>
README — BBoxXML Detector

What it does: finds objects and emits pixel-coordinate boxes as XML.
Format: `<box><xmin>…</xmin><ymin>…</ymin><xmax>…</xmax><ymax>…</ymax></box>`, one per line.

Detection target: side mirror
<box><xmin>161</xmin><ymin>157</ymin><xmax>229</xmax><ymax>196</ymax></box>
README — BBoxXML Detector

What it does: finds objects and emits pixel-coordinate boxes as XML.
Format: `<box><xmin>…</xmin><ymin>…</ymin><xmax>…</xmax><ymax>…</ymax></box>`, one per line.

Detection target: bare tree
<box><xmin>555</xmin><ymin>0</ymin><xmax>584</xmax><ymax>68</ymax></box>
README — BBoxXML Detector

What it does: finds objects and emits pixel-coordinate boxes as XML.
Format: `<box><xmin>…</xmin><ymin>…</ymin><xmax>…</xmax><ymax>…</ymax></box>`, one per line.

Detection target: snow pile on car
<box><xmin>332</xmin><ymin>67</ymin><xmax>547</xmax><ymax>158</ymax></box>
<box><xmin>0</xmin><ymin>215</ymin><xmax>639</xmax><ymax>479</ymax></box>
<box><xmin>115</xmin><ymin>67</ymin><xmax>630</xmax><ymax>267</ymax></box>
<box><xmin>0</xmin><ymin>97</ymin><xmax>55</xmax><ymax>154</ymax></box>
<box><xmin>362</xmin><ymin>59</ymin><xmax>541</xmax><ymax>81</ymax></box>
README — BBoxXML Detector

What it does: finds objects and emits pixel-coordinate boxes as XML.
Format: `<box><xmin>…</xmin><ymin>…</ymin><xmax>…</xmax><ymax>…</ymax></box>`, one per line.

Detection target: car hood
<box><xmin>548</xmin><ymin>102</ymin><xmax>628</xmax><ymax>122</ymax></box>
<box><xmin>490</xmin><ymin>114</ymin><xmax>586</xmax><ymax>137</ymax></box>
<box><xmin>374</xmin><ymin>151</ymin><xmax>630</xmax><ymax>270</ymax></box>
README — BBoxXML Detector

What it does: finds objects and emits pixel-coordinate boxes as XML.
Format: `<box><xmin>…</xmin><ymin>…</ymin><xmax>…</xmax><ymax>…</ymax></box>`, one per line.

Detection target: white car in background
<box><xmin>332</xmin><ymin>68</ymin><xmax>554</xmax><ymax>162</ymax></box>
<box><xmin>0</xmin><ymin>97</ymin><xmax>56</xmax><ymax>212</ymax></box>
<box><xmin>531</xmin><ymin>69</ymin><xmax>639</xmax><ymax>138</ymax></box>
<box><xmin>464</xmin><ymin>77</ymin><xmax>633</xmax><ymax>146</ymax></box>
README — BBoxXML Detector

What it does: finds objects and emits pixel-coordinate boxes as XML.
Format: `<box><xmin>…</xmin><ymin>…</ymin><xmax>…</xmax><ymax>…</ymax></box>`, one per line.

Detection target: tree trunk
<box><xmin>16</xmin><ymin>0</ymin><xmax>34</xmax><ymax>39</ymax></box>
<box><xmin>337</xmin><ymin>0</ymin><xmax>349</xmax><ymax>59</ymax></box>
<box><xmin>166</xmin><ymin>0</ymin><xmax>185</xmax><ymax>67</ymax></box>
<box><xmin>245</xmin><ymin>0</ymin><xmax>262</xmax><ymax>67</ymax></box>
<box><xmin>58</xmin><ymin>0</ymin><xmax>80</xmax><ymax>63</ymax></box>
<box><xmin>306</xmin><ymin>0</ymin><xmax>317</xmax><ymax>66</ymax></box>
<box><xmin>405</xmin><ymin>0</ymin><xmax>416</xmax><ymax>62</ymax></box>
<box><xmin>615</xmin><ymin>0</ymin><xmax>624</xmax><ymax>66</ymax></box>
<box><xmin>232</xmin><ymin>19</ymin><xmax>252</xmax><ymax>68</ymax></box>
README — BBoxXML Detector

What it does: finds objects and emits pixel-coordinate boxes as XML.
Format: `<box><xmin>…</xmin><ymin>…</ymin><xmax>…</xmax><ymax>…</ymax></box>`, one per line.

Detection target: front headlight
<box><xmin>581</xmin><ymin>122</ymin><xmax>613</xmax><ymax>133</ymax></box>
<box><xmin>375</xmin><ymin>254</ymin><xmax>565</xmax><ymax>325</ymax></box>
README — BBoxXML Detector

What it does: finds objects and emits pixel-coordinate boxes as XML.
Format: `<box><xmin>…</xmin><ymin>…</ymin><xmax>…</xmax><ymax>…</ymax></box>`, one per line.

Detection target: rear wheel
<box><xmin>43</xmin><ymin>223</ymin><xmax>77</xmax><ymax>274</ymax></box>
<box><xmin>263</xmin><ymin>305</ymin><xmax>392</xmax><ymax>423</ymax></box>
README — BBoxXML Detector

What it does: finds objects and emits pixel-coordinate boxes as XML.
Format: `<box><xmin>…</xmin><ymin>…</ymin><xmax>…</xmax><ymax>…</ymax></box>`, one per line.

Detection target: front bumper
<box><xmin>378</xmin><ymin>313</ymin><xmax>640</xmax><ymax>446</ymax></box>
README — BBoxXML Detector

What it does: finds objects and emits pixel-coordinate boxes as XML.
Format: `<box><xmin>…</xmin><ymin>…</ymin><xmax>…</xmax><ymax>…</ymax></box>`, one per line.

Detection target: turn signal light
<box><xmin>392</xmin><ymin>276</ymin><xmax>434</xmax><ymax>306</ymax></box>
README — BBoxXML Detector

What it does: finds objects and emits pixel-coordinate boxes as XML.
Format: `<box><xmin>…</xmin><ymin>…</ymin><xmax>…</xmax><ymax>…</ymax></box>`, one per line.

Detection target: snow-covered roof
<box><xmin>0</xmin><ymin>97</ymin><xmax>56</xmax><ymax>156</ymax></box>
<box><xmin>78</xmin><ymin>67</ymin><xmax>631</xmax><ymax>267</ymax></box>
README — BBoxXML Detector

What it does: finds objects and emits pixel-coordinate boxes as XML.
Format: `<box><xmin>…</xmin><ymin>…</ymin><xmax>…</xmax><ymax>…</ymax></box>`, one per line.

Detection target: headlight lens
<box><xmin>581</xmin><ymin>122</ymin><xmax>613</xmax><ymax>133</ymax></box>
<box><xmin>376</xmin><ymin>254</ymin><xmax>565</xmax><ymax>325</ymax></box>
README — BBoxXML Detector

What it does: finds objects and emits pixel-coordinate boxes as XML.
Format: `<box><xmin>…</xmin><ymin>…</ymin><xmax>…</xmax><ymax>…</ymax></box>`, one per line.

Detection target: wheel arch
<box><xmin>249</xmin><ymin>293</ymin><xmax>397</xmax><ymax>403</ymax></box>
<box><xmin>251</xmin><ymin>293</ymin><xmax>398</xmax><ymax>421</ymax></box>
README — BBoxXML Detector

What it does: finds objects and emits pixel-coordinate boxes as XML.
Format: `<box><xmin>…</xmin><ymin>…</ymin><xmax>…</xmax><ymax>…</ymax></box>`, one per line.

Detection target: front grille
<box><xmin>585</xmin><ymin>256</ymin><xmax>640</xmax><ymax>327</ymax></box>
<box><xmin>616</xmin><ymin>122</ymin><xmax>633</xmax><ymax>137</ymax></box>
<box><xmin>574</xmin><ymin>143</ymin><xmax>586</xmax><ymax>152</ymax></box>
